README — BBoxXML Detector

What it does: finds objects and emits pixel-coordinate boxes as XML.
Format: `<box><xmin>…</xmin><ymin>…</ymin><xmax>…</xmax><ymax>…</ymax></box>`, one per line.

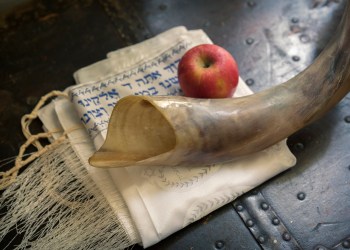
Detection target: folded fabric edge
<box><xmin>106</xmin><ymin>26</ymin><xmax>188</xmax><ymax>58</ymax></box>
<box><xmin>73</xmin><ymin>29</ymin><xmax>212</xmax><ymax>86</ymax></box>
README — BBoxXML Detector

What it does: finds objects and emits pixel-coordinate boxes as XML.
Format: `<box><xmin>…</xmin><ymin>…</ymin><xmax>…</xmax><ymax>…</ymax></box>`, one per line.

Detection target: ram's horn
<box><xmin>89</xmin><ymin>4</ymin><xmax>350</xmax><ymax>168</ymax></box>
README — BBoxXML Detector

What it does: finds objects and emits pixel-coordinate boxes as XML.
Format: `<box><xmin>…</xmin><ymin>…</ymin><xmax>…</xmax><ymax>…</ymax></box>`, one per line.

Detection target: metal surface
<box><xmin>233</xmin><ymin>191</ymin><xmax>302</xmax><ymax>249</ymax></box>
<box><xmin>1</xmin><ymin>0</ymin><xmax>349</xmax><ymax>249</ymax></box>
<box><xmin>145</xmin><ymin>204</ymin><xmax>261</xmax><ymax>250</ymax></box>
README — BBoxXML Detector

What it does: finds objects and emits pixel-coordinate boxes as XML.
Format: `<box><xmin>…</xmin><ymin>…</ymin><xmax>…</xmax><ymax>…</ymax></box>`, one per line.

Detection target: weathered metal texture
<box><xmin>144</xmin><ymin>204</ymin><xmax>261</xmax><ymax>250</ymax></box>
<box><xmin>1</xmin><ymin>0</ymin><xmax>349</xmax><ymax>249</ymax></box>
<box><xmin>233</xmin><ymin>191</ymin><xmax>302</xmax><ymax>249</ymax></box>
<box><xmin>0</xmin><ymin>0</ymin><xmax>135</xmax><ymax>169</ymax></box>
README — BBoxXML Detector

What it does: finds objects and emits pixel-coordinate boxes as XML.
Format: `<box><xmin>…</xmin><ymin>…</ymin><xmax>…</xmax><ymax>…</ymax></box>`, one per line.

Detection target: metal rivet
<box><xmin>158</xmin><ymin>4</ymin><xmax>167</xmax><ymax>10</ymax></box>
<box><xmin>292</xmin><ymin>55</ymin><xmax>300</xmax><ymax>61</ymax></box>
<box><xmin>251</xmin><ymin>189</ymin><xmax>259</xmax><ymax>195</ymax></box>
<box><xmin>215</xmin><ymin>240</ymin><xmax>225</xmax><ymax>249</ymax></box>
<box><xmin>235</xmin><ymin>204</ymin><xmax>244</xmax><ymax>211</ymax></box>
<box><xmin>247</xmin><ymin>1</ymin><xmax>256</xmax><ymax>7</ymax></box>
<box><xmin>282</xmin><ymin>232</ymin><xmax>291</xmax><ymax>241</ymax></box>
<box><xmin>344</xmin><ymin>116</ymin><xmax>350</xmax><ymax>123</ymax></box>
<box><xmin>258</xmin><ymin>235</ymin><xmax>266</xmax><ymax>243</ymax></box>
<box><xmin>300</xmin><ymin>34</ymin><xmax>311</xmax><ymax>43</ymax></box>
<box><xmin>297</xmin><ymin>192</ymin><xmax>306</xmax><ymax>200</ymax></box>
<box><xmin>261</xmin><ymin>202</ymin><xmax>269</xmax><ymax>210</ymax></box>
<box><xmin>272</xmin><ymin>217</ymin><xmax>280</xmax><ymax>225</ymax></box>
<box><xmin>246</xmin><ymin>78</ymin><xmax>255</xmax><ymax>86</ymax></box>
<box><xmin>294</xmin><ymin>142</ymin><xmax>304</xmax><ymax>151</ymax></box>
<box><xmin>291</xmin><ymin>17</ymin><xmax>299</xmax><ymax>23</ymax></box>
<box><xmin>246</xmin><ymin>219</ymin><xmax>255</xmax><ymax>227</ymax></box>
<box><xmin>342</xmin><ymin>240</ymin><xmax>350</xmax><ymax>249</ymax></box>
<box><xmin>246</xmin><ymin>38</ymin><xmax>255</xmax><ymax>45</ymax></box>
<box><xmin>314</xmin><ymin>246</ymin><xmax>327</xmax><ymax>250</ymax></box>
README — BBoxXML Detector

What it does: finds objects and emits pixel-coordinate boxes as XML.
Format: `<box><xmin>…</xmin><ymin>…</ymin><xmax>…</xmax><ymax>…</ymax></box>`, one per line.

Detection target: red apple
<box><xmin>178</xmin><ymin>44</ymin><xmax>239</xmax><ymax>98</ymax></box>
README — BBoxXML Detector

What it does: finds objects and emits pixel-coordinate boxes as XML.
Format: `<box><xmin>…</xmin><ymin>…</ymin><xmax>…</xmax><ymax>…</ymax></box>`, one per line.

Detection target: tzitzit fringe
<box><xmin>0</xmin><ymin>90</ymin><xmax>139</xmax><ymax>249</ymax></box>
<box><xmin>0</xmin><ymin>91</ymin><xmax>69</xmax><ymax>190</ymax></box>
<box><xmin>0</xmin><ymin>140</ymin><xmax>135</xmax><ymax>249</ymax></box>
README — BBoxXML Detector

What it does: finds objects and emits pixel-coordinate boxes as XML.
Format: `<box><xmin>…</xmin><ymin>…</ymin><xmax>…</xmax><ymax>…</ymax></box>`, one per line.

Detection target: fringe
<box><xmin>0</xmin><ymin>140</ymin><xmax>137</xmax><ymax>250</ymax></box>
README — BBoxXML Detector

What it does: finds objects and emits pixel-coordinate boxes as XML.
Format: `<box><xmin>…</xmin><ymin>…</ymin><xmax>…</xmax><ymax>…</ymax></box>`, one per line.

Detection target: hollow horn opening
<box><xmin>89</xmin><ymin>96</ymin><xmax>176</xmax><ymax>167</ymax></box>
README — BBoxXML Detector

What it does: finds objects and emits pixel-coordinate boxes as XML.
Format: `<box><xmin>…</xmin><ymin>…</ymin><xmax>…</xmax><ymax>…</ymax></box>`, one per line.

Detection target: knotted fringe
<box><xmin>0</xmin><ymin>90</ymin><xmax>69</xmax><ymax>190</ymax></box>
<box><xmin>0</xmin><ymin>139</ymin><xmax>136</xmax><ymax>249</ymax></box>
<box><xmin>0</xmin><ymin>90</ymin><xmax>137</xmax><ymax>249</ymax></box>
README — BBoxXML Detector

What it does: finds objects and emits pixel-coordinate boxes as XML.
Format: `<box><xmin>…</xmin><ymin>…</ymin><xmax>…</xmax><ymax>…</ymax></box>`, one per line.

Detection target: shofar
<box><xmin>89</xmin><ymin>3</ymin><xmax>350</xmax><ymax>168</ymax></box>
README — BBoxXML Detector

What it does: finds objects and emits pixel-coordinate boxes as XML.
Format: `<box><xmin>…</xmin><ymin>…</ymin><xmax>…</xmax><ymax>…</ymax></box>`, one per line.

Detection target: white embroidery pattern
<box><xmin>142</xmin><ymin>164</ymin><xmax>220</xmax><ymax>191</ymax></box>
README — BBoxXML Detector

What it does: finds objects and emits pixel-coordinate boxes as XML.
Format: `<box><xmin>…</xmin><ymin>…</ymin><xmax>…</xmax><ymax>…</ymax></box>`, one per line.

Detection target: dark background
<box><xmin>1</xmin><ymin>0</ymin><xmax>349</xmax><ymax>249</ymax></box>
